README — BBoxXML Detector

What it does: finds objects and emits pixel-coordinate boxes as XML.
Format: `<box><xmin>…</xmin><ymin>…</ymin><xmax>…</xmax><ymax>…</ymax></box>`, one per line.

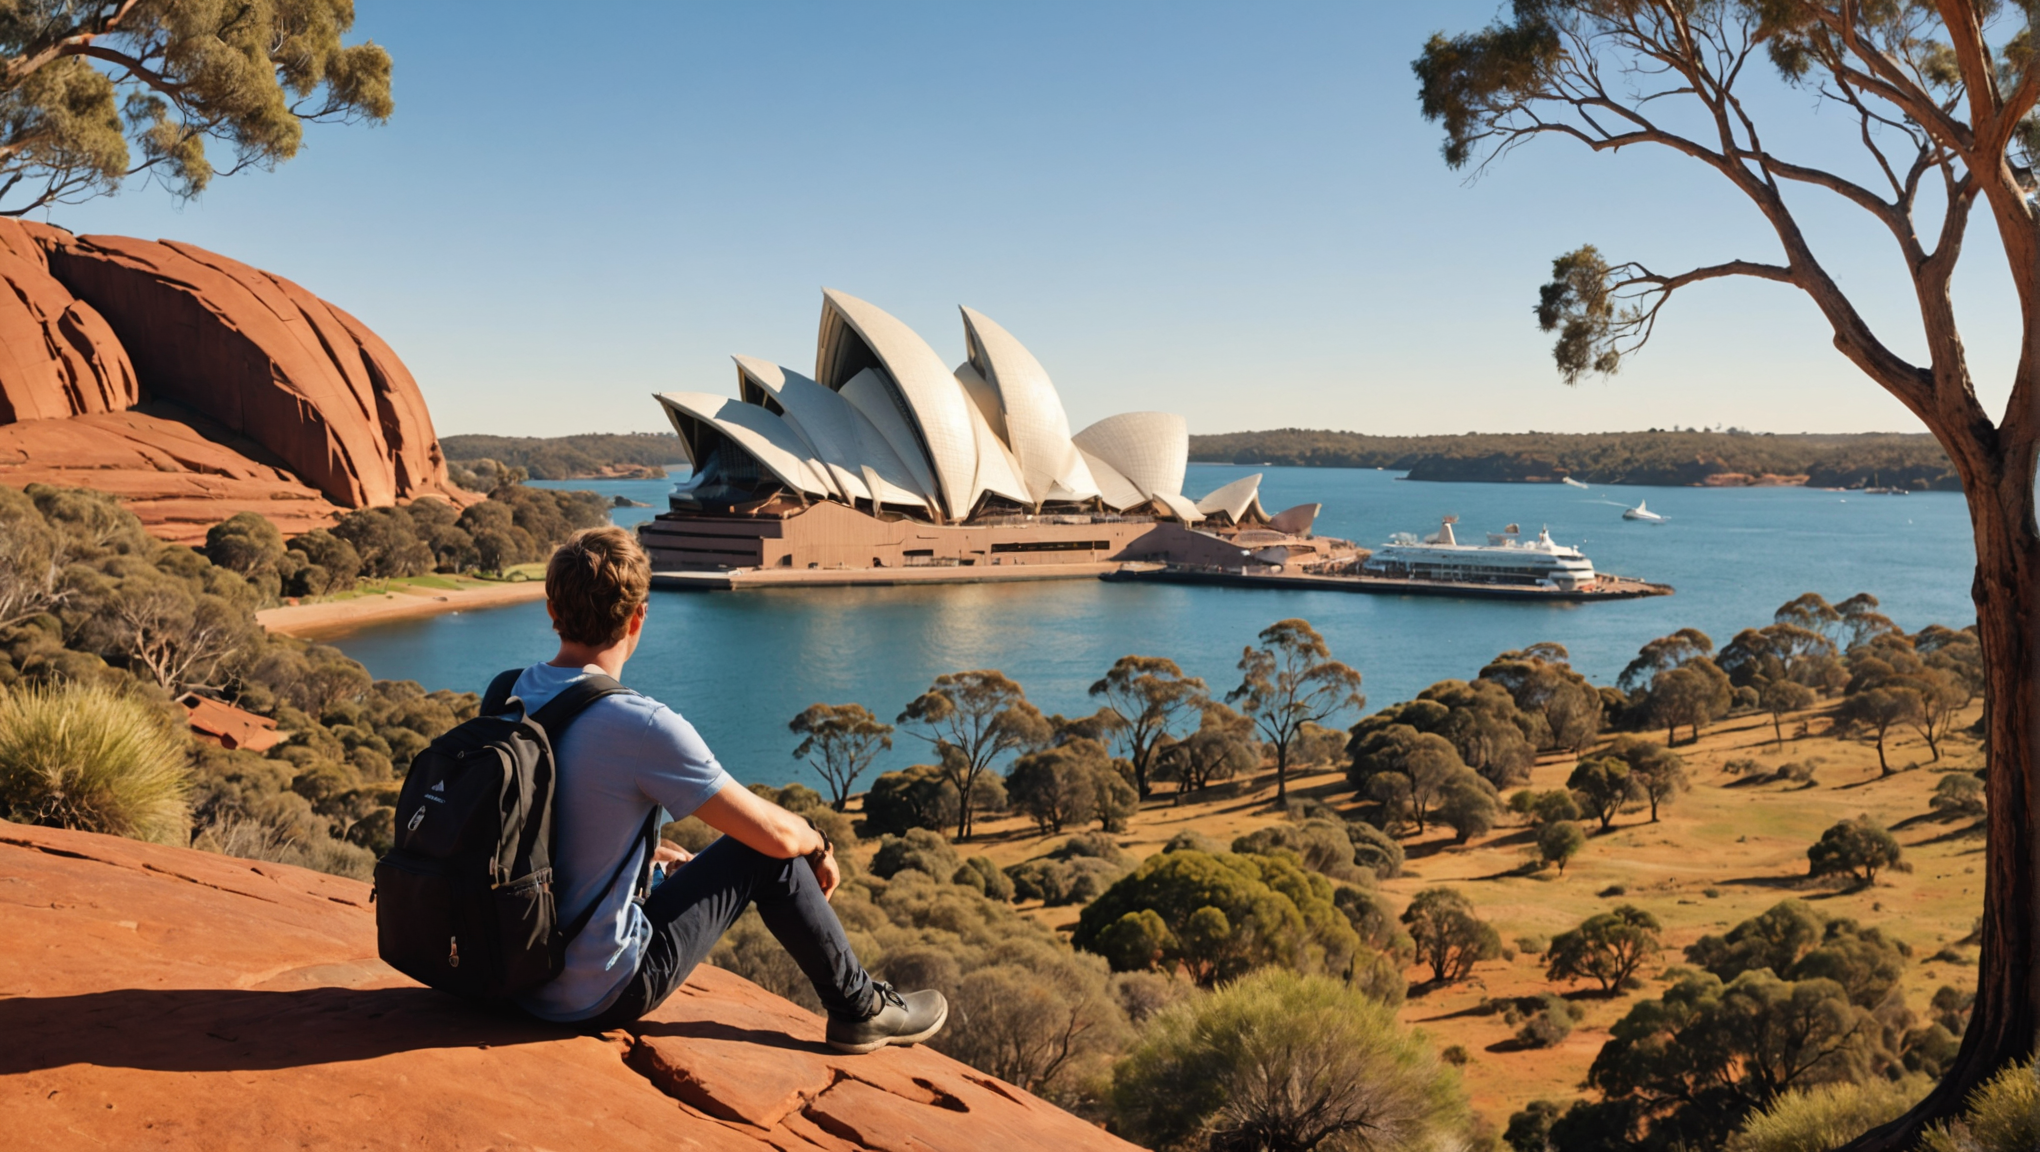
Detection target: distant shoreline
<box><xmin>257</xmin><ymin>580</ymin><xmax>547</xmax><ymax>639</ymax></box>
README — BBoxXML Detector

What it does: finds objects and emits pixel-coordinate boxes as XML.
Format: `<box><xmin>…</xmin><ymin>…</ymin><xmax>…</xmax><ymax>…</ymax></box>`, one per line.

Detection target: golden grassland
<box><xmin>947</xmin><ymin>701</ymin><xmax>1987</xmax><ymax>1126</ymax></box>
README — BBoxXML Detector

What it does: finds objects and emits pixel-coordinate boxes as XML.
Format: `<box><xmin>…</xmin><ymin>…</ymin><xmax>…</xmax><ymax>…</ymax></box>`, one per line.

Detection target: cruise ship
<box><xmin>1361</xmin><ymin>518</ymin><xmax>1597</xmax><ymax>592</ymax></box>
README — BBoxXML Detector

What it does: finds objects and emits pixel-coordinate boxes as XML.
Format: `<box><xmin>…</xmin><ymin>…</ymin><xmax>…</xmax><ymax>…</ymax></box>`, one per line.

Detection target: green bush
<box><xmin>1727</xmin><ymin>1077</ymin><xmax>1928</xmax><ymax>1152</ymax></box>
<box><xmin>1110</xmin><ymin>969</ymin><xmax>1469</xmax><ymax>1152</ymax></box>
<box><xmin>1921</xmin><ymin>1057</ymin><xmax>2040</xmax><ymax>1152</ymax></box>
<box><xmin>0</xmin><ymin>681</ymin><xmax>189</xmax><ymax>843</ymax></box>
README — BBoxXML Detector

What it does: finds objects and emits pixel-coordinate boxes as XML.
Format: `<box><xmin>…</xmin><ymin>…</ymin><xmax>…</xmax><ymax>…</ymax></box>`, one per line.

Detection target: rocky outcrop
<box><xmin>0</xmin><ymin>821</ymin><xmax>1137</xmax><ymax>1151</ymax></box>
<box><xmin>0</xmin><ymin>221</ymin><xmax>469</xmax><ymax>542</ymax></box>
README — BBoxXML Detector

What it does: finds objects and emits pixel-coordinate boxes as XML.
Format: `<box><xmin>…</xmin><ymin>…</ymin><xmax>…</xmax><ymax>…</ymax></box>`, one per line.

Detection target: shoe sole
<box><xmin>826</xmin><ymin>1001</ymin><xmax>949</xmax><ymax>1055</ymax></box>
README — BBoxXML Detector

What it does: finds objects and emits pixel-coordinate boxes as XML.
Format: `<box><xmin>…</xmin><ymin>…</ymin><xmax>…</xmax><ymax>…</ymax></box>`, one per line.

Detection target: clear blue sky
<box><xmin>47</xmin><ymin>2</ymin><xmax>2021</xmax><ymax>439</ymax></box>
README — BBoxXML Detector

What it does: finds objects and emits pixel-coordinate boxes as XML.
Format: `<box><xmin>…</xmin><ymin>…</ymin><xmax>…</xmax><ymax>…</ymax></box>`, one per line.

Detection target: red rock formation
<box><xmin>0</xmin><ymin>821</ymin><xmax>1137</xmax><ymax>1151</ymax></box>
<box><xmin>0</xmin><ymin>220</ymin><xmax>138</xmax><ymax>423</ymax></box>
<box><xmin>0</xmin><ymin>221</ymin><xmax>471</xmax><ymax>542</ymax></box>
<box><xmin>37</xmin><ymin>230</ymin><xmax>463</xmax><ymax>509</ymax></box>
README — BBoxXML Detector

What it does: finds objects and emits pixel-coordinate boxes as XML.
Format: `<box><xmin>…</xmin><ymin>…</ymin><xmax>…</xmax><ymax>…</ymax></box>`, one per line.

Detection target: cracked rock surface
<box><xmin>0</xmin><ymin>821</ymin><xmax>1139</xmax><ymax>1151</ymax></box>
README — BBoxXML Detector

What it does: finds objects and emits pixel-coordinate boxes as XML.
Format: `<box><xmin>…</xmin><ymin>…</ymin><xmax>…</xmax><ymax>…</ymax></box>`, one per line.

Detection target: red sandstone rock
<box><xmin>0</xmin><ymin>822</ymin><xmax>1138</xmax><ymax>1151</ymax></box>
<box><xmin>0</xmin><ymin>221</ymin><xmax>472</xmax><ymax>541</ymax></box>
<box><xmin>0</xmin><ymin>220</ymin><xmax>138</xmax><ymax>423</ymax></box>
<box><xmin>0</xmin><ymin>408</ymin><xmax>345</xmax><ymax>544</ymax></box>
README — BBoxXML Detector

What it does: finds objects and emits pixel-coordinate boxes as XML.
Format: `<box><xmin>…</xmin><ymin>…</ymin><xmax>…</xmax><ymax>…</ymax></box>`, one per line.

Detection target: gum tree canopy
<box><xmin>0</xmin><ymin>1</ymin><xmax>391</xmax><ymax>213</ymax></box>
<box><xmin>1416</xmin><ymin>4</ymin><xmax>2037</xmax><ymax>1146</ymax></box>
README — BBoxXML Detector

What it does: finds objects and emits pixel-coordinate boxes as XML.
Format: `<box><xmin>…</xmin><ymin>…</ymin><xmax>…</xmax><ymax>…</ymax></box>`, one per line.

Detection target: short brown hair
<box><xmin>546</xmin><ymin>526</ymin><xmax>651</xmax><ymax>646</ymax></box>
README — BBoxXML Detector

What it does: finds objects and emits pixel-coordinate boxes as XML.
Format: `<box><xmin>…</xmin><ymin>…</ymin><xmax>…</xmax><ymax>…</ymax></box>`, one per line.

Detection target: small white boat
<box><xmin>1623</xmin><ymin>500</ymin><xmax>1665</xmax><ymax>522</ymax></box>
<box><xmin>1561</xmin><ymin>476</ymin><xmax>1589</xmax><ymax>489</ymax></box>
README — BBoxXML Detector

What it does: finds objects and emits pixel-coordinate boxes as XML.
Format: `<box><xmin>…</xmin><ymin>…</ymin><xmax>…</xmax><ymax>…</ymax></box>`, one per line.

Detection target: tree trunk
<box><xmin>1848</xmin><ymin>455</ymin><xmax>2039</xmax><ymax>1151</ymax></box>
<box><xmin>1773</xmin><ymin>711</ymin><xmax>1785</xmax><ymax>746</ymax></box>
<box><xmin>1274</xmin><ymin>742</ymin><xmax>1288</xmax><ymax>801</ymax></box>
<box><xmin>1876</xmin><ymin>732</ymin><xmax>1891</xmax><ymax>776</ymax></box>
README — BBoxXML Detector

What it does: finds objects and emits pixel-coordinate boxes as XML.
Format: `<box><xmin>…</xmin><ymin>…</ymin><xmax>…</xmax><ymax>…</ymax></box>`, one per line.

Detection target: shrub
<box><xmin>1545</xmin><ymin>905</ymin><xmax>1662</xmax><ymax>993</ymax></box>
<box><xmin>1401</xmin><ymin>887</ymin><xmax>1502</xmax><ymax>985</ymax></box>
<box><xmin>192</xmin><ymin>815</ymin><xmax>376</xmax><ymax>880</ymax></box>
<box><xmin>1920</xmin><ymin>1056</ymin><xmax>2040</xmax><ymax>1152</ymax></box>
<box><xmin>1516</xmin><ymin>1001</ymin><xmax>1576</xmax><ymax>1049</ymax></box>
<box><xmin>1109</xmin><ymin>969</ymin><xmax>1469</xmax><ymax>1152</ymax></box>
<box><xmin>1535</xmin><ymin>820</ymin><xmax>1586</xmax><ymax>875</ymax></box>
<box><xmin>1931</xmin><ymin>773</ymin><xmax>1987</xmax><ymax>820</ymax></box>
<box><xmin>1727</xmin><ymin>1077</ymin><xmax>1929</xmax><ymax>1152</ymax></box>
<box><xmin>0</xmin><ymin>681</ymin><xmax>188</xmax><ymax>843</ymax></box>
<box><xmin>869</xmin><ymin>828</ymin><xmax>958</xmax><ymax>880</ymax></box>
<box><xmin>1233</xmin><ymin>817</ymin><xmax>1366</xmax><ymax>880</ymax></box>
<box><xmin>1074</xmin><ymin>849</ymin><xmax>1361</xmax><ymax>986</ymax></box>
<box><xmin>1344</xmin><ymin>817</ymin><xmax>1404</xmax><ymax>877</ymax></box>
<box><xmin>951</xmin><ymin>856</ymin><xmax>1014</xmax><ymax>901</ymax></box>
<box><xmin>1807</xmin><ymin>816</ymin><xmax>1908</xmax><ymax>885</ymax></box>
<box><xmin>1440</xmin><ymin>1044</ymin><xmax>1471</xmax><ymax>1066</ymax></box>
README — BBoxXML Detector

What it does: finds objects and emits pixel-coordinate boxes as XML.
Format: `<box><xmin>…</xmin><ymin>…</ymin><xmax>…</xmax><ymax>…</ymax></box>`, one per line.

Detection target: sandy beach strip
<box><xmin>257</xmin><ymin>581</ymin><xmax>547</xmax><ymax>639</ymax></box>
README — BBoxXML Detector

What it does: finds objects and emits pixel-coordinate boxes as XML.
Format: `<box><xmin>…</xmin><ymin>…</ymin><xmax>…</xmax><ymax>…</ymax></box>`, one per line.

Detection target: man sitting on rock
<box><xmin>508</xmin><ymin>525</ymin><xmax>946</xmax><ymax>1052</ymax></box>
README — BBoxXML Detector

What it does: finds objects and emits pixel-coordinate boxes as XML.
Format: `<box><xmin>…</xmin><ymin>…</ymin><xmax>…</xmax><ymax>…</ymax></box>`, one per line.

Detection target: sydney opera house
<box><xmin>638</xmin><ymin>290</ymin><xmax>1341</xmax><ymax>584</ymax></box>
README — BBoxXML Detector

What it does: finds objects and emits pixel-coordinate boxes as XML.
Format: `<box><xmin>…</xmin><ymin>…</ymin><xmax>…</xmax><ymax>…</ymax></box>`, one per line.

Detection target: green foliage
<box><xmin>860</xmin><ymin>762</ymin><xmax>956</xmax><ymax>836</ymax></box>
<box><xmin>0</xmin><ymin>0</ymin><xmax>392</xmax><ymax>214</ymax></box>
<box><xmin>1511</xmin><ymin>787</ymin><xmax>1582</xmax><ymax>826</ymax></box>
<box><xmin>789</xmin><ymin>702</ymin><xmax>892</xmax><ymax>812</ymax></box>
<box><xmin>1567</xmin><ymin>756</ymin><xmax>1641</xmax><ymax>831</ymax></box>
<box><xmin>1109</xmin><ymin>969</ymin><xmax>1469</xmax><ymax>1152</ymax></box>
<box><xmin>1004</xmin><ymin>831</ymin><xmax>1132</xmax><ymax>906</ymax></box>
<box><xmin>1807</xmin><ymin>816</ymin><xmax>1907</xmax><ymax>885</ymax></box>
<box><xmin>1480</xmin><ymin>642</ymin><xmax>1603</xmax><ymax>752</ymax></box>
<box><xmin>1504</xmin><ymin>1099</ymin><xmax>1564</xmax><ymax>1152</ymax></box>
<box><xmin>439</xmin><ymin>433</ymin><xmax>681</xmax><ymax>480</ymax></box>
<box><xmin>1587</xmin><ymin>968</ymin><xmax>1897</xmax><ymax>1148</ymax></box>
<box><xmin>1603</xmin><ymin>736</ymin><xmax>1688</xmax><ymax>821</ymax></box>
<box><xmin>1492</xmin><ymin>991</ymin><xmax>1581</xmax><ymax>1049</ymax></box>
<box><xmin>1402</xmin><ymin>886</ymin><xmax>1502</xmax><ymax>985</ymax></box>
<box><xmin>1919</xmin><ymin>1057</ymin><xmax>2040</xmax><ymax>1152</ymax></box>
<box><xmin>1545</xmin><ymin>905</ymin><xmax>1662</xmax><ymax>993</ymax></box>
<box><xmin>1228</xmin><ymin>618</ymin><xmax>1364</xmax><ymax>798</ymax></box>
<box><xmin>1686</xmin><ymin>900</ymin><xmax>1912</xmax><ymax>1011</ymax></box>
<box><xmin>1185</xmin><ymin>430</ymin><xmax>1961</xmax><ymax>490</ymax></box>
<box><xmin>1727</xmin><ymin>1077</ymin><xmax>1930</xmax><ymax>1152</ymax></box>
<box><xmin>1350</xmin><ymin>677</ymin><xmax>1535</xmax><ymax>790</ymax></box>
<box><xmin>712</xmin><ymin>860</ymin><xmax>1129</xmax><ymax>1101</ymax></box>
<box><xmin>951</xmin><ymin>856</ymin><xmax>1013</xmax><ymax>901</ymax></box>
<box><xmin>1932</xmin><ymin>773</ymin><xmax>1987</xmax><ymax>820</ymax></box>
<box><xmin>1088</xmin><ymin>654</ymin><xmax>1206</xmax><ymax>799</ymax></box>
<box><xmin>1074</xmin><ymin>848</ymin><xmax>1362</xmax><ymax>987</ymax></box>
<box><xmin>0</xmin><ymin>680</ymin><xmax>188</xmax><ymax>842</ymax></box>
<box><xmin>1344</xmin><ymin>817</ymin><xmax>1404</xmax><ymax>878</ymax></box>
<box><xmin>1153</xmin><ymin>699</ymin><xmax>1260</xmax><ymax>794</ymax></box>
<box><xmin>898</xmin><ymin>669</ymin><xmax>1048</xmax><ymax>840</ymax></box>
<box><xmin>1232</xmin><ymin>817</ymin><xmax>1370</xmax><ymax>882</ymax></box>
<box><xmin>868</xmin><ymin>827</ymin><xmax>958</xmax><ymax>881</ymax></box>
<box><xmin>1007</xmin><ymin>737</ymin><xmax>1134</xmax><ymax>834</ymax></box>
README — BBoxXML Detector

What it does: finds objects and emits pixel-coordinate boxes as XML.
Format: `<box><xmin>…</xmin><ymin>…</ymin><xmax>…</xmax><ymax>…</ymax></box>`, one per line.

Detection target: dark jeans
<box><xmin>580</xmin><ymin>835</ymin><xmax>874</xmax><ymax>1029</ymax></box>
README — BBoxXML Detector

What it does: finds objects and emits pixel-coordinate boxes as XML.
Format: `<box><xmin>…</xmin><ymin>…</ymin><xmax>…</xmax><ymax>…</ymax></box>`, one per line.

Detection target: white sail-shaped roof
<box><xmin>1072</xmin><ymin>412</ymin><xmax>1188</xmax><ymax>499</ymax></box>
<box><xmin>962</xmin><ymin>389</ymin><xmax>1033</xmax><ymax>510</ymax></box>
<box><xmin>957</xmin><ymin>307</ymin><xmax>1098</xmax><ymax>506</ymax></box>
<box><xmin>734</xmin><ymin>356</ymin><xmax>931</xmax><ymax>512</ymax></box>
<box><xmin>655</xmin><ymin>392</ymin><xmax>834</xmax><ymax>499</ymax></box>
<box><xmin>1196</xmin><ymin>473</ymin><xmax>1265</xmax><ymax>522</ymax></box>
<box><xmin>815</xmin><ymin>289</ymin><xmax>976</xmax><ymax>519</ymax></box>
<box><xmin>1077</xmin><ymin>448</ymin><xmax>1148</xmax><ymax>510</ymax></box>
<box><xmin>1154</xmin><ymin>492</ymin><xmax>1205</xmax><ymax>524</ymax></box>
<box><xmin>840</xmin><ymin>367</ymin><xmax>943</xmax><ymax>507</ymax></box>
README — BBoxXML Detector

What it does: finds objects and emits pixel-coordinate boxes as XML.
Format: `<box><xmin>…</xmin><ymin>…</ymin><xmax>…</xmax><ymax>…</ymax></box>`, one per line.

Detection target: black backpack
<box><xmin>373</xmin><ymin>668</ymin><xmax>659</xmax><ymax>1000</ymax></box>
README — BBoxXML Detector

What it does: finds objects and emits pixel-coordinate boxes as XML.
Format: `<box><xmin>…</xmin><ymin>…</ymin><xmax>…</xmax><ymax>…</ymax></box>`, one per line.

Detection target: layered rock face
<box><xmin>0</xmin><ymin>221</ymin><xmax>466</xmax><ymax>543</ymax></box>
<box><xmin>0</xmin><ymin>821</ymin><xmax>1136</xmax><ymax>1151</ymax></box>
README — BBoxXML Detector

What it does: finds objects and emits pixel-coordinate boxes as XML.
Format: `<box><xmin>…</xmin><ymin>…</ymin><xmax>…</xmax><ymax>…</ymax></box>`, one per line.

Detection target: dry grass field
<box><xmin>941</xmin><ymin>700</ymin><xmax>1989</xmax><ymax>1129</ymax></box>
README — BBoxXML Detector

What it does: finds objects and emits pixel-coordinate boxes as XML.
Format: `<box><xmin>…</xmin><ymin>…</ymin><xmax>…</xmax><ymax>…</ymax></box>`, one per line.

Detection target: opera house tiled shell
<box><xmin>654</xmin><ymin>289</ymin><xmax>1258</xmax><ymax>527</ymax></box>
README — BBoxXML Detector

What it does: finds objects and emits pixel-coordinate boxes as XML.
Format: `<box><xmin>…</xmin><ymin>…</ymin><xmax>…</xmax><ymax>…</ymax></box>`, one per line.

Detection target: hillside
<box><xmin>1187</xmin><ymin>429</ymin><xmax>1959</xmax><ymax>490</ymax></box>
<box><xmin>0</xmin><ymin>820</ymin><xmax>1135</xmax><ymax>1152</ymax></box>
<box><xmin>440</xmin><ymin>432</ymin><xmax>683</xmax><ymax>480</ymax></box>
<box><xmin>955</xmin><ymin>699</ymin><xmax>1987</xmax><ymax>1127</ymax></box>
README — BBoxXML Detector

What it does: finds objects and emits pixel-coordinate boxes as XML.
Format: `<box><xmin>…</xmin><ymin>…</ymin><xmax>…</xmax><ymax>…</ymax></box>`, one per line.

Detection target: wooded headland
<box><xmin>1188</xmin><ymin>429</ymin><xmax>1960</xmax><ymax>490</ymax></box>
<box><xmin>439</xmin><ymin>432</ymin><xmax>682</xmax><ymax>481</ymax></box>
<box><xmin>443</xmin><ymin>429</ymin><xmax>1960</xmax><ymax>490</ymax></box>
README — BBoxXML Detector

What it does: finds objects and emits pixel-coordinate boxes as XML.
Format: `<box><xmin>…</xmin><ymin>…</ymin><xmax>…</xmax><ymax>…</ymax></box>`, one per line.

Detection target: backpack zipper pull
<box><xmin>449</xmin><ymin>936</ymin><xmax>460</xmax><ymax>968</ymax></box>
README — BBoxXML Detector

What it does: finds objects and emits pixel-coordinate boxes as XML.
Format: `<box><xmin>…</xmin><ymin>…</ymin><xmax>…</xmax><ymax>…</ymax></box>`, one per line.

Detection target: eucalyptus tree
<box><xmin>1227</xmin><ymin>618</ymin><xmax>1365</xmax><ymax>801</ymax></box>
<box><xmin>1416</xmin><ymin>6</ymin><xmax>2040</xmax><ymax>1136</ymax></box>
<box><xmin>1088</xmin><ymin>654</ymin><xmax>1207</xmax><ymax>799</ymax></box>
<box><xmin>898</xmin><ymin>670</ymin><xmax>1049</xmax><ymax>840</ymax></box>
<box><xmin>788</xmin><ymin>702</ymin><xmax>894</xmax><ymax>812</ymax></box>
<box><xmin>0</xmin><ymin>1</ymin><xmax>391</xmax><ymax>213</ymax></box>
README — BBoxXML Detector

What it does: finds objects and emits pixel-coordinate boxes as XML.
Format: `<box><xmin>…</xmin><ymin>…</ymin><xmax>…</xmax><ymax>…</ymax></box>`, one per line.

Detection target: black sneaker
<box><xmin>826</xmin><ymin>981</ymin><xmax>948</xmax><ymax>1054</ymax></box>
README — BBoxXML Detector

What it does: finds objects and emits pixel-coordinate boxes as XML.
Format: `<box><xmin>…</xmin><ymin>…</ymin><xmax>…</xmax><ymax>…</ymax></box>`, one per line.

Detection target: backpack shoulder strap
<box><xmin>480</xmin><ymin>668</ymin><xmax>524</xmax><ymax>716</ymax></box>
<box><xmin>527</xmin><ymin>673</ymin><xmax>634</xmax><ymax>736</ymax></box>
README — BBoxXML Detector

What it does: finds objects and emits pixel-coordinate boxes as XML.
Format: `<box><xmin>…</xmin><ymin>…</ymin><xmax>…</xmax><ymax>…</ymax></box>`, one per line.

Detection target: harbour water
<box><xmin>332</xmin><ymin>466</ymin><xmax>1979</xmax><ymax>789</ymax></box>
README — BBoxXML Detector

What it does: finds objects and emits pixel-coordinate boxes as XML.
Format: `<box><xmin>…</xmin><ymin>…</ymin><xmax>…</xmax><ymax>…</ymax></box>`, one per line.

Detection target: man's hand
<box><xmin>653</xmin><ymin>839</ymin><xmax>693</xmax><ymax>870</ymax></box>
<box><xmin>811</xmin><ymin>847</ymin><xmax>841</xmax><ymax>902</ymax></box>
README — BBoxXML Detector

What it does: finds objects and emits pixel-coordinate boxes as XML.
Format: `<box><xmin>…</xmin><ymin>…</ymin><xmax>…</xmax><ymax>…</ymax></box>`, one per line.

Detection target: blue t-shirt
<box><xmin>506</xmin><ymin>662</ymin><xmax>733</xmax><ymax>1022</ymax></box>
